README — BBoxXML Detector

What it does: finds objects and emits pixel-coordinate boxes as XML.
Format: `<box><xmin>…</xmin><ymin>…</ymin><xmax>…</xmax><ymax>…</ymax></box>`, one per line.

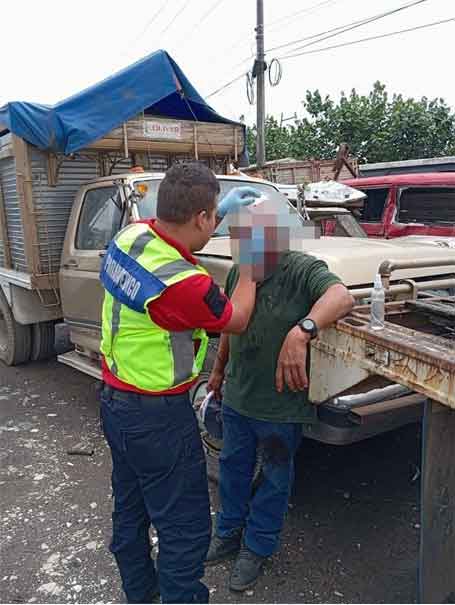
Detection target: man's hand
<box><xmin>276</xmin><ymin>326</ymin><xmax>311</xmax><ymax>393</ymax></box>
<box><xmin>207</xmin><ymin>369</ymin><xmax>224</xmax><ymax>401</ymax></box>
<box><xmin>217</xmin><ymin>186</ymin><xmax>261</xmax><ymax>219</ymax></box>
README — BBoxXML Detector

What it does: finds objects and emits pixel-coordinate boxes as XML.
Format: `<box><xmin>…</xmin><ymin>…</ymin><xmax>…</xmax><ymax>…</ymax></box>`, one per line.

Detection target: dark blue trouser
<box><xmin>217</xmin><ymin>404</ymin><xmax>302</xmax><ymax>557</ymax></box>
<box><xmin>100</xmin><ymin>385</ymin><xmax>211</xmax><ymax>604</ymax></box>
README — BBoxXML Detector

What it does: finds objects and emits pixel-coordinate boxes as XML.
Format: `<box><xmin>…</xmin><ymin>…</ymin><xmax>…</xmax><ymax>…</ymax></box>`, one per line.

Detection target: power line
<box><xmin>206</xmin><ymin>15</ymin><xmax>454</xmax><ymax>100</ymax></box>
<box><xmin>206</xmin><ymin>72</ymin><xmax>247</xmax><ymax>99</ymax></box>
<box><xmin>266</xmin><ymin>0</ymin><xmax>338</xmax><ymax>31</ymax></box>
<box><xmin>222</xmin><ymin>0</ymin><xmax>338</xmax><ymax>68</ymax></box>
<box><xmin>199</xmin><ymin>0</ymin><xmax>226</xmax><ymax>25</ymax></box>
<box><xmin>117</xmin><ymin>1</ymin><xmax>168</xmax><ymax>59</ymax></box>
<box><xmin>160</xmin><ymin>0</ymin><xmax>191</xmax><ymax>36</ymax></box>
<box><xmin>230</xmin><ymin>0</ymin><xmax>427</xmax><ymax>73</ymax></box>
<box><xmin>271</xmin><ymin>0</ymin><xmax>428</xmax><ymax>54</ymax></box>
<box><xmin>179</xmin><ymin>0</ymin><xmax>226</xmax><ymax>48</ymax></box>
<box><xmin>228</xmin><ymin>0</ymin><xmax>340</xmax><ymax>69</ymax></box>
<box><xmin>280</xmin><ymin>16</ymin><xmax>455</xmax><ymax>59</ymax></box>
<box><xmin>135</xmin><ymin>1</ymin><xmax>168</xmax><ymax>44</ymax></box>
<box><xmin>208</xmin><ymin>0</ymin><xmax>429</xmax><ymax>97</ymax></box>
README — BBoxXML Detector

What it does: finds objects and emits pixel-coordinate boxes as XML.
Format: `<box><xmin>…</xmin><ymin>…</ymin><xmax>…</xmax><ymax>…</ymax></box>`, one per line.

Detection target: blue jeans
<box><xmin>100</xmin><ymin>385</ymin><xmax>211</xmax><ymax>604</ymax></box>
<box><xmin>217</xmin><ymin>404</ymin><xmax>302</xmax><ymax>557</ymax></box>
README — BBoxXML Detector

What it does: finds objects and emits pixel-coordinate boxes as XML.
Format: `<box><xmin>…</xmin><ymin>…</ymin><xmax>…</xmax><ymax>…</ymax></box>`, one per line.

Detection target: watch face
<box><xmin>302</xmin><ymin>319</ymin><xmax>315</xmax><ymax>331</ymax></box>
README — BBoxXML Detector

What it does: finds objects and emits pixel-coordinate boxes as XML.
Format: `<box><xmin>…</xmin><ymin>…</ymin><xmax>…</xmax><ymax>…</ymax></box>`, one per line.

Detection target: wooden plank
<box><xmin>0</xmin><ymin>179</ymin><xmax>12</xmax><ymax>268</ymax></box>
<box><xmin>420</xmin><ymin>400</ymin><xmax>455</xmax><ymax>603</ymax></box>
<box><xmin>11</xmin><ymin>136</ymin><xmax>41</xmax><ymax>275</ymax></box>
<box><xmin>193</xmin><ymin>124</ymin><xmax>199</xmax><ymax>160</ymax></box>
<box><xmin>0</xmin><ymin>144</ymin><xmax>14</xmax><ymax>161</ymax></box>
<box><xmin>87</xmin><ymin>138</ymin><xmax>235</xmax><ymax>155</ymax></box>
<box><xmin>234</xmin><ymin>126</ymin><xmax>238</xmax><ymax>161</ymax></box>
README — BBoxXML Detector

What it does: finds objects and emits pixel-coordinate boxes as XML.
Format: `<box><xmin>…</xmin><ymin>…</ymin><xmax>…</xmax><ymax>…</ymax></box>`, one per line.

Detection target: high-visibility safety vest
<box><xmin>99</xmin><ymin>222</ymin><xmax>209</xmax><ymax>392</ymax></box>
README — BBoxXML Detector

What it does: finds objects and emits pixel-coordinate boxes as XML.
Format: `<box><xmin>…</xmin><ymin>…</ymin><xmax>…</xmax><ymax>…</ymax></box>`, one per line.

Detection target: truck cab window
<box><xmin>358</xmin><ymin>188</ymin><xmax>389</xmax><ymax>222</ymax></box>
<box><xmin>398</xmin><ymin>187</ymin><xmax>455</xmax><ymax>224</ymax></box>
<box><xmin>76</xmin><ymin>186</ymin><xmax>122</xmax><ymax>249</ymax></box>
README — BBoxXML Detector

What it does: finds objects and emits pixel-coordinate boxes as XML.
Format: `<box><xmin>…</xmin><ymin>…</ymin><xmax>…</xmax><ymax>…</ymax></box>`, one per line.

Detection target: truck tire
<box><xmin>190</xmin><ymin>338</ymin><xmax>263</xmax><ymax>486</ymax></box>
<box><xmin>31</xmin><ymin>321</ymin><xmax>56</xmax><ymax>361</ymax></box>
<box><xmin>0</xmin><ymin>290</ymin><xmax>32</xmax><ymax>366</ymax></box>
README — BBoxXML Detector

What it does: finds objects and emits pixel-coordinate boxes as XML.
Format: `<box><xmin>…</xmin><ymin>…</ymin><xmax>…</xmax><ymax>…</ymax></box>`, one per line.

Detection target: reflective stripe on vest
<box><xmin>100</xmin><ymin>223</ymin><xmax>209</xmax><ymax>392</ymax></box>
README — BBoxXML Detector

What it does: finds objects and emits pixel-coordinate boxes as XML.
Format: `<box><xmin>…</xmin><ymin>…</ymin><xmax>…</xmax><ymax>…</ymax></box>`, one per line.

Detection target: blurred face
<box><xmin>229</xmin><ymin>199</ymin><xmax>301</xmax><ymax>282</ymax></box>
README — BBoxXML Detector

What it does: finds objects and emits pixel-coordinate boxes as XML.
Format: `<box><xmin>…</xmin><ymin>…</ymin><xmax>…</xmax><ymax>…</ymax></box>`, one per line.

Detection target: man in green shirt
<box><xmin>205</xmin><ymin>200</ymin><xmax>354</xmax><ymax>591</ymax></box>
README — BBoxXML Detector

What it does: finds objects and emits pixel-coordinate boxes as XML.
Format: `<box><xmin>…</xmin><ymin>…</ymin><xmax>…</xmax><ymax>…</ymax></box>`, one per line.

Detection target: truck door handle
<box><xmin>63</xmin><ymin>259</ymin><xmax>78</xmax><ymax>269</ymax></box>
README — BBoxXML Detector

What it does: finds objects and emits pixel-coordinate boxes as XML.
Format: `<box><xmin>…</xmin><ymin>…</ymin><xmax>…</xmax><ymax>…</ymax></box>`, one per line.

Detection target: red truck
<box><xmin>325</xmin><ymin>173</ymin><xmax>455</xmax><ymax>238</ymax></box>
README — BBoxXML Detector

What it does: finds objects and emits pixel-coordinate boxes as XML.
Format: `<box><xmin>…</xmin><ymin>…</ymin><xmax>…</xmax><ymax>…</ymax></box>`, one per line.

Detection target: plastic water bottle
<box><xmin>369</xmin><ymin>273</ymin><xmax>385</xmax><ymax>330</ymax></box>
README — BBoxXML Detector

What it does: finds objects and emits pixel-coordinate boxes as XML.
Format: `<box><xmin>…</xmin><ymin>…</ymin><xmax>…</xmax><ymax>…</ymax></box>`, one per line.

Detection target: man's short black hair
<box><xmin>157</xmin><ymin>162</ymin><xmax>220</xmax><ymax>224</ymax></box>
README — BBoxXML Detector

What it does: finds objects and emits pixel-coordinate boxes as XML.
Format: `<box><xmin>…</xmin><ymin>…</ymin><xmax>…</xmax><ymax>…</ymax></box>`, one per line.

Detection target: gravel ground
<box><xmin>0</xmin><ymin>356</ymin><xmax>421</xmax><ymax>604</ymax></box>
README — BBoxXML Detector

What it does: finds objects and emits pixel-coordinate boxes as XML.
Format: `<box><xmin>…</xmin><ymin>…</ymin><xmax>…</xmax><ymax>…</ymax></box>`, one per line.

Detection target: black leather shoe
<box><xmin>229</xmin><ymin>545</ymin><xmax>267</xmax><ymax>592</ymax></box>
<box><xmin>205</xmin><ymin>530</ymin><xmax>242</xmax><ymax>566</ymax></box>
<box><xmin>128</xmin><ymin>587</ymin><xmax>160</xmax><ymax>604</ymax></box>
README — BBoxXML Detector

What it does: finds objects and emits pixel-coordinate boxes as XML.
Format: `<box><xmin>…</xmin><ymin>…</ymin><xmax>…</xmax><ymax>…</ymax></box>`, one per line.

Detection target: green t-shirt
<box><xmin>224</xmin><ymin>251</ymin><xmax>342</xmax><ymax>424</ymax></box>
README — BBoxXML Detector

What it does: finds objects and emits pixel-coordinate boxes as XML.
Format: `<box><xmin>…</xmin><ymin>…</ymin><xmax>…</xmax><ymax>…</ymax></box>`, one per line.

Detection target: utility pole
<box><xmin>256</xmin><ymin>0</ymin><xmax>266</xmax><ymax>168</ymax></box>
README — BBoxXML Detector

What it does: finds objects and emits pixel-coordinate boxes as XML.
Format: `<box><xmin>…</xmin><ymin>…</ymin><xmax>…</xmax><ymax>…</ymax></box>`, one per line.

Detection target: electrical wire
<box><xmin>231</xmin><ymin>0</ymin><xmax>427</xmax><ymax>71</ymax></box>
<box><xmin>179</xmin><ymin>0</ymin><xmax>226</xmax><ymax>48</ymax></box>
<box><xmin>198</xmin><ymin>0</ymin><xmax>226</xmax><ymax>26</ymax></box>
<box><xmin>266</xmin><ymin>0</ymin><xmax>339</xmax><ymax>32</ymax></box>
<box><xmin>280</xmin><ymin>16</ymin><xmax>455</xmax><ymax>59</ymax></box>
<box><xmin>207</xmin><ymin>0</ymin><xmax>429</xmax><ymax>98</ymax></box>
<box><xmin>206</xmin><ymin>72</ymin><xmax>248</xmax><ymax>99</ymax></box>
<box><xmin>116</xmin><ymin>0</ymin><xmax>168</xmax><ymax>59</ymax></box>
<box><xmin>160</xmin><ymin>0</ymin><xmax>191</xmax><ymax>36</ymax></box>
<box><xmin>270</xmin><ymin>0</ymin><xmax>428</xmax><ymax>54</ymax></box>
<box><xmin>222</xmin><ymin>0</ymin><xmax>338</xmax><ymax>68</ymax></box>
<box><xmin>134</xmin><ymin>1</ymin><xmax>168</xmax><ymax>43</ymax></box>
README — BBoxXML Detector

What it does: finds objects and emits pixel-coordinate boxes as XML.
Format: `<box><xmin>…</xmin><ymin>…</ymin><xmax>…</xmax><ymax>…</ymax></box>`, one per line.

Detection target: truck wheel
<box><xmin>31</xmin><ymin>321</ymin><xmax>56</xmax><ymax>361</ymax></box>
<box><xmin>191</xmin><ymin>339</ymin><xmax>263</xmax><ymax>486</ymax></box>
<box><xmin>0</xmin><ymin>290</ymin><xmax>32</xmax><ymax>366</ymax></box>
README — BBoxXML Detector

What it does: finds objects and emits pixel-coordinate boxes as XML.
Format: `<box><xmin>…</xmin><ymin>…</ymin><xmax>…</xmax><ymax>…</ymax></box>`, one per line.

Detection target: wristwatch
<box><xmin>297</xmin><ymin>318</ymin><xmax>318</xmax><ymax>340</ymax></box>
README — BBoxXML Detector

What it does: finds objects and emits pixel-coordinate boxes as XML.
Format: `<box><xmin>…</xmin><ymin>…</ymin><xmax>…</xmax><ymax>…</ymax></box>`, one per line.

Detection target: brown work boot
<box><xmin>205</xmin><ymin>530</ymin><xmax>242</xmax><ymax>566</ymax></box>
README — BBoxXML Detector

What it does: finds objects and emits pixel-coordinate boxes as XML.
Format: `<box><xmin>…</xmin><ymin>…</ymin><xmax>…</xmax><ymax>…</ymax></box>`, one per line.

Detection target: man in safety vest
<box><xmin>99</xmin><ymin>162</ymin><xmax>260</xmax><ymax>604</ymax></box>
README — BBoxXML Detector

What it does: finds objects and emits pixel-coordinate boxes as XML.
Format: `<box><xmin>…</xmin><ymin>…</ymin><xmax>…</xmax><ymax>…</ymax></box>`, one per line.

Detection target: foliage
<box><xmin>246</xmin><ymin>82</ymin><xmax>455</xmax><ymax>164</ymax></box>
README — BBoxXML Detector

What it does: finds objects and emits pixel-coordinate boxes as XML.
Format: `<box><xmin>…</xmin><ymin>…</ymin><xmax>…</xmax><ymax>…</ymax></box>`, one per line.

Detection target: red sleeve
<box><xmin>148</xmin><ymin>274</ymin><xmax>233</xmax><ymax>332</ymax></box>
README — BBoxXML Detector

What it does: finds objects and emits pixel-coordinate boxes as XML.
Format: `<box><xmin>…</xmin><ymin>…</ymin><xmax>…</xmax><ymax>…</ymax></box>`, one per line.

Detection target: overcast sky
<box><xmin>1</xmin><ymin>0</ymin><xmax>454</xmax><ymax>126</ymax></box>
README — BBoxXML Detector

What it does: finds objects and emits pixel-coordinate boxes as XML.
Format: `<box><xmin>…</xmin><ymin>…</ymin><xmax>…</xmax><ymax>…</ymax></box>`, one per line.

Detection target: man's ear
<box><xmin>193</xmin><ymin>210</ymin><xmax>207</xmax><ymax>231</ymax></box>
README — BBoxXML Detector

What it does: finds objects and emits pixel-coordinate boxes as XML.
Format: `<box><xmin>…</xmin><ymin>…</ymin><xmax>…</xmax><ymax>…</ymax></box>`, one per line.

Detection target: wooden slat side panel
<box><xmin>245</xmin><ymin>158</ymin><xmax>359</xmax><ymax>184</ymax></box>
<box><xmin>0</xmin><ymin>179</ymin><xmax>12</xmax><ymax>268</ymax></box>
<box><xmin>0</xmin><ymin>154</ymin><xmax>25</xmax><ymax>271</ymax></box>
<box><xmin>12</xmin><ymin>136</ymin><xmax>41</xmax><ymax>274</ymax></box>
<box><xmin>30</xmin><ymin>150</ymin><xmax>99</xmax><ymax>275</ymax></box>
<box><xmin>90</xmin><ymin>116</ymin><xmax>245</xmax><ymax>157</ymax></box>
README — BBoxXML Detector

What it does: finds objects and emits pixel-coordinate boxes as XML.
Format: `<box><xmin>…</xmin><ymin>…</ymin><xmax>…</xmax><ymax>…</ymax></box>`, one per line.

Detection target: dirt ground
<box><xmin>0</xmin><ymin>355</ymin><xmax>421</xmax><ymax>604</ymax></box>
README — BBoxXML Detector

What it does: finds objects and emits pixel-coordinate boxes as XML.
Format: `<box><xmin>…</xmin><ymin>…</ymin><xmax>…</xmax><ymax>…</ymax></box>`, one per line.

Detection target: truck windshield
<box><xmin>133</xmin><ymin>178</ymin><xmax>290</xmax><ymax>236</ymax></box>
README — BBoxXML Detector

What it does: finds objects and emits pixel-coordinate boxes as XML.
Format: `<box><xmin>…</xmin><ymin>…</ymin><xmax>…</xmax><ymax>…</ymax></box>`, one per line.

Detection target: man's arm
<box><xmin>222</xmin><ymin>272</ymin><xmax>256</xmax><ymax>334</ymax></box>
<box><xmin>276</xmin><ymin>283</ymin><xmax>354</xmax><ymax>393</ymax></box>
<box><xmin>207</xmin><ymin>333</ymin><xmax>230</xmax><ymax>399</ymax></box>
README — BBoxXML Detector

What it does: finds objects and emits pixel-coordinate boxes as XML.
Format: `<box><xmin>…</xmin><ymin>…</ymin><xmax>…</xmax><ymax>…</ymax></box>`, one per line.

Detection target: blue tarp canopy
<box><xmin>0</xmin><ymin>50</ymin><xmax>239</xmax><ymax>155</ymax></box>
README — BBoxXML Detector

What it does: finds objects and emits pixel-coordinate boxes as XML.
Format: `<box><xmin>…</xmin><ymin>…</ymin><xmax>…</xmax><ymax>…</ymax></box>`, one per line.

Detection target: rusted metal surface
<box><xmin>311</xmin><ymin>298</ymin><xmax>455</xmax><ymax>408</ymax></box>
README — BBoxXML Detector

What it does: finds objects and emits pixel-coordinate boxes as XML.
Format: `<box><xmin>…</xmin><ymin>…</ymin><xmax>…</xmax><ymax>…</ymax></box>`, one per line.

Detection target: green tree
<box><xmin>245</xmin><ymin>82</ymin><xmax>455</xmax><ymax>164</ymax></box>
<box><xmin>245</xmin><ymin>116</ymin><xmax>291</xmax><ymax>164</ymax></box>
